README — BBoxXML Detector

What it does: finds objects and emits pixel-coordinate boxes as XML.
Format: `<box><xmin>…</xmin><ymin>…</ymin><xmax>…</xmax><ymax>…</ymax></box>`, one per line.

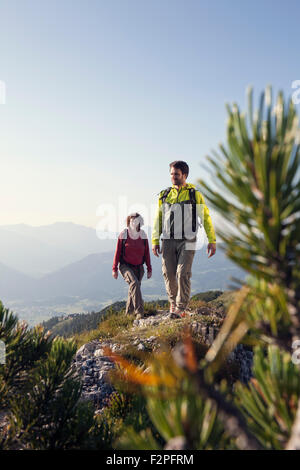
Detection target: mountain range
<box><xmin>0</xmin><ymin>222</ymin><xmax>118</xmax><ymax>278</ymax></box>
<box><xmin>0</xmin><ymin>222</ymin><xmax>246</xmax><ymax>325</ymax></box>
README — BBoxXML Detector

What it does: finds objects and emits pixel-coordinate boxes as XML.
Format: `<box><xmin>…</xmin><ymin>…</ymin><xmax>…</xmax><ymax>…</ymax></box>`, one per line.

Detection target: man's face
<box><xmin>170</xmin><ymin>167</ymin><xmax>186</xmax><ymax>186</ymax></box>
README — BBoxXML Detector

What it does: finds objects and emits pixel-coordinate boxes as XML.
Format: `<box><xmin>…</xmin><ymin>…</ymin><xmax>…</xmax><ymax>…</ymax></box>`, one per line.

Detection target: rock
<box><xmin>97</xmin><ymin>356</ymin><xmax>114</xmax><ymax>362</ymax></box>
<box><xmin>196</xmin><ymin>306</ymin><xmax>213</xmax><ymax>316</ymax></box>
<box><xmin>76</xmin><ymin>341</ymin><xmax>100</xmax><ymax>357</ymax></box>
<box><xmin>132</xmin><ymin>311</ymin><xmax>171</xmax><ymax>328</ymax></box>
<box><xmin>75</xmin><ymin>341</ymin><xmax>117</xmax><ymax>409</ymax></box>
<box><xmin>208</xmin><ymin>326</ymin><xmax>215</xmax><ymax>343</ymax></box>
<box><xmin>147</xmin><ymin>336</ymin><xmax>157</xmax><ymax>342</ymax></box>
<box><xmin>94</xmin><ymin>348</ymin><xmax>104</xmax><ymax>357</ymax></box>
<box><xmin>74</xmin><ymin>308</ymin><xmax>254</xmax><ymax>413</ymax></box>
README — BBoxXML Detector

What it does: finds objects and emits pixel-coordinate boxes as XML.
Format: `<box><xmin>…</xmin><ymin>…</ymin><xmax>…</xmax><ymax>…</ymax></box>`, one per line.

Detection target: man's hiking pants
<box><xmin>119</xmin><ymin>262</ymin><xmax>145</xmax><ymax>314</ymax></box>
<box><xmin>161</xmin><ymin>238</ymin><xmax>196</xmax><ymax>310</ymax></box>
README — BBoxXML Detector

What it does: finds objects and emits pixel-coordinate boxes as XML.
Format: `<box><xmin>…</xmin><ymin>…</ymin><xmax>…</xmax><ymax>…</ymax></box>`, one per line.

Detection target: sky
<box><xmin>0</xmin><ymin>0</ymin><xmax>300</xmax><ymax>233</ymax></box>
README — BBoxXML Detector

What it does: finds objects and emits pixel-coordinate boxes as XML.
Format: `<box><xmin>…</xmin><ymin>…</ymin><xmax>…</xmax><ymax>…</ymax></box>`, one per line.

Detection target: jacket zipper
<box><xmin>177</xmin><ymin>187</ymin><xmax>182</xmax><ymax>202</ymax></box>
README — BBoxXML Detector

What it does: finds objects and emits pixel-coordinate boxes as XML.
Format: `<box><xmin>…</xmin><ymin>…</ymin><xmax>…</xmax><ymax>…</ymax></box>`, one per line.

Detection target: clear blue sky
<box><xmin>0</xmin><ymin>0</ymin><xmax>299</xmax><ymax>231</ymax></box>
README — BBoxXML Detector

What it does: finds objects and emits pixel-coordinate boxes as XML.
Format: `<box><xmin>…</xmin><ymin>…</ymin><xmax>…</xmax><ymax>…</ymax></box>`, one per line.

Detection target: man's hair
<box><xmin>126</xmin><ymin>212</ymin><xmax>144</xmax><ymax>232</ymax></box>
<box><xmin>169</xmin><ymin>160</ymin><xmax>189</xmax><ymax>177</ymax></box>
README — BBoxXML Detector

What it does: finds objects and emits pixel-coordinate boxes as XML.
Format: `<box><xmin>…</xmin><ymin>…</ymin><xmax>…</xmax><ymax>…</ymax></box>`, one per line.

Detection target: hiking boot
<box><xmin>174</xmin><ymin>308</ymin><xmax>188</xmax><ymax>318</ymax></box>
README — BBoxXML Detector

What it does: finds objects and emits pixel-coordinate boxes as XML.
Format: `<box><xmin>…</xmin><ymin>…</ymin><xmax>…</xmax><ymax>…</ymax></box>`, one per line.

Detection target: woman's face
<box><xmin>129</xmin><ymin>217</ymin><xmax>140</xmax><ymax>231</ymax></box>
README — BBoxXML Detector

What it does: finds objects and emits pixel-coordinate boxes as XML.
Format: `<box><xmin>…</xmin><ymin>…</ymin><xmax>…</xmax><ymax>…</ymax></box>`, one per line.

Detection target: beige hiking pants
<box><xmin>119</xmin><ymin>262</ymin><xmax>145</xmax><ymax>314</ymax></box>
<box><xmin>161</xmin><ymin>238</ymin><xmax>196</xmax><ymax>310</ymax></box>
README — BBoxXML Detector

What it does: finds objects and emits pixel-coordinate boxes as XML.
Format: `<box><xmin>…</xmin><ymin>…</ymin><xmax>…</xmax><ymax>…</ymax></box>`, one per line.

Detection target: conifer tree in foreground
<box><xmin>0</xmin><ymin>301</ymin><xmax>103</xmax><ymax>449</ymax></box>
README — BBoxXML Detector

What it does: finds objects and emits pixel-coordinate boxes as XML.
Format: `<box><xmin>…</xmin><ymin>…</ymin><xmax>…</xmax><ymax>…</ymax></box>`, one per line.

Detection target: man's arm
<box><xmin>195</xmin><ymin>191</ymin><xmax>216</xmax><ymax>243</ymax></box>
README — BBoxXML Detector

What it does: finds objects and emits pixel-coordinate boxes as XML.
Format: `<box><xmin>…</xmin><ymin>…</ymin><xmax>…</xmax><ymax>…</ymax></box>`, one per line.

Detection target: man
<box><xmin>152</xmin><ymin>161</ymin><xmax>216</xmax><ymax>318</ymax></box>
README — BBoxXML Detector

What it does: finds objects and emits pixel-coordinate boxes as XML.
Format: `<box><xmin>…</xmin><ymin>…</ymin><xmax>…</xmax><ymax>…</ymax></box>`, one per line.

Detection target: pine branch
<box><xmin>194</xmin><ymin>369</ymin><xmax>263</xmax><ymax>450</ymax></box>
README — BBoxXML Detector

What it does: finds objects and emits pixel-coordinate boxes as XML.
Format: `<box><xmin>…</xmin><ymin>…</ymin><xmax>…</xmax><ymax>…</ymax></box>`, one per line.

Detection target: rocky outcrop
<box><xmin>73</xmin><ymin>340</ymin><xmax>119</xmax><ymax>409</ymax></box>
<box><xmin>74</xmin><ymin>309</ymin><xmax>253</xmax><ymax>411</ymax></box>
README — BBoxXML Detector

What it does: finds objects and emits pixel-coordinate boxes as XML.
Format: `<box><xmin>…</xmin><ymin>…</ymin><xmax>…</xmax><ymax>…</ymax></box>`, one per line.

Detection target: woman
<box><xmin>112</xmin><ymin>212</ymin><xmax>152</xmax><ymax>319</ymax></box>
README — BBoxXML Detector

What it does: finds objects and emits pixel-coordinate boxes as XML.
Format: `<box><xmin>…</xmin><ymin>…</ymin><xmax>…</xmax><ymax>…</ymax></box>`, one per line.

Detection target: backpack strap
<box><xmin>188</xmin><ymin>188</ymin><xmax>197</xmax><ymax>233</ymax></box>
<box><xmin>159</xmin><ymin>187</ymin><xmax>172</xmax><ymax>203</ymax></box>
<box><xmin>120</xmin><ymin>228</ymin><xmax>128</xmax><ymax>263</ymax></box>
<box><xmin>188</xmin><ymin>187</ymin><xmax>196</xmax><ymax>204</ymax></box>
<box><xmin>142</xmin><ymin>237</ymin><xmax>146</xmax><ymax>264</ymax></box>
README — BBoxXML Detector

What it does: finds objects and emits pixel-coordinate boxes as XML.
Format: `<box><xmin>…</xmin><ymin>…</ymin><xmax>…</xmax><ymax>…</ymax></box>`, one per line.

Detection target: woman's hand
<box><xmin>112</xmin><ymin>270</ymin><xmax>118</xmax><ymax>279</ymax></box>
<box><xmin>147</xmin><ymin>270</ymin><xmax>152</xmax><ymax>279</ymax></box>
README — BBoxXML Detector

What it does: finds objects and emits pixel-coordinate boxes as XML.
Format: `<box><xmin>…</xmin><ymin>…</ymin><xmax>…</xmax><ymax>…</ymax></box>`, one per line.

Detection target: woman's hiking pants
<box><xmin>119</xmin><ymin>262</ymin><xmax>144</xmax><ymax>314</ymax></box>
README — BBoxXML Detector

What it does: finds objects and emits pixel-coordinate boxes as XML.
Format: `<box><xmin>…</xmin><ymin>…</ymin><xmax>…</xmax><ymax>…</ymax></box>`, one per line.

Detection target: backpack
<box><xmin>159</xmin><ymin>186</ymin><xmax>201</xmax><ymax>236</ymax></box>
<box><xmin>120</xmin><ymin>228</ymin><xmax>147</xmax><ymax>266</ymax></box>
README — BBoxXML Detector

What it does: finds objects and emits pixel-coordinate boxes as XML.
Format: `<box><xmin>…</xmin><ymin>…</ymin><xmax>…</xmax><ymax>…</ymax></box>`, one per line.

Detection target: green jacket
<box><xmin>152</xmin><ymin>183</ymin><xmax>216</xmax><ymax>245</ymax></box>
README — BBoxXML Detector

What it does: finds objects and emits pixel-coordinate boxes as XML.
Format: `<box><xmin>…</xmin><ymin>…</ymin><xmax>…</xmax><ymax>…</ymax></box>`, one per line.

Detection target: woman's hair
<box><xmin>126</xmin><ymin>212</ymin><xmax>144</xmax><ymax>232</ymax></box>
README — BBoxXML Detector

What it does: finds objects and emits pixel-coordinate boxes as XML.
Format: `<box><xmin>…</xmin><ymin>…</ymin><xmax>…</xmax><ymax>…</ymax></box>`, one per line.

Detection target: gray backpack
<box><xmin>159</xmin><ymin>187</ymin><xmax>202</xmax><ymax>240</ymax></box>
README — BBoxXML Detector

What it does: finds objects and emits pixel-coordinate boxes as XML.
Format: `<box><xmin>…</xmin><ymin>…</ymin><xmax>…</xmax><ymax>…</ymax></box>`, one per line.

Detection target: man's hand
<box><xmin>112</xmin><ymin>270</ymin><xmax>118</xmax><ymax>279</ymax></box>
<box><xmin>207</xmin><ymin>243</ymin><xmax>216</xmax><ymax>258</ymax></box>
<box><xmin>152</xmin><ymin>244</ymin><xmax>161</xmax><ymax>257</ymax></box>
<box><xmin>147</xmin><ymin>270</ymin><xmax>152</xmax><ymax>279</ymax></box>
